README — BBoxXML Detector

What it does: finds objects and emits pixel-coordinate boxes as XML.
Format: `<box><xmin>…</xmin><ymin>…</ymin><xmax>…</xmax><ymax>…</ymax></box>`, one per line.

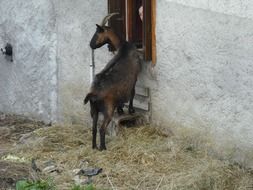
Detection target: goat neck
<box><xmin>107</xmin><ymin>30</ymin><xmax>123</xmax><ymax>52</ymax></box>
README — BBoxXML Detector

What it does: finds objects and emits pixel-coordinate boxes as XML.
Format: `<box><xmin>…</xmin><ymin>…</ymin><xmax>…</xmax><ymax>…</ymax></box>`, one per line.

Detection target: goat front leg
<box><xmin>128</xmin><ymin>85</ymin><xmax>136</xmax><ymax>114</ymax></box>
<box><xmin>117</xmin><ymin>103</ymin><xmax>124</xmax><ymax>115</ymax></box>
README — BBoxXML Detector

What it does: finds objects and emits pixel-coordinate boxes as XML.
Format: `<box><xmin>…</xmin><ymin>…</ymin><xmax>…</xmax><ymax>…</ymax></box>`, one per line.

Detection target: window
<box><xmin>108</xmin><ymin>0</ymin><xmax>156</xmax><ymax>65</ymax></box>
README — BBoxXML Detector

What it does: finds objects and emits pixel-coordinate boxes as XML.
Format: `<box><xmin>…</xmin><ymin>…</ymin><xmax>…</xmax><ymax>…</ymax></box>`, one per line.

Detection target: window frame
<box><xmin>108</xmin><ymin>0</ymin><xmax>156</xmax><ymax>65</ymax></box>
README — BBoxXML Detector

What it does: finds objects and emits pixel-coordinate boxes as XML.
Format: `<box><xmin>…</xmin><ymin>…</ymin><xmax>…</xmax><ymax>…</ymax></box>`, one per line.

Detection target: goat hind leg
<box><xmin>99</xmin><ymin>106</ymin><xmax>113</xmax><ymax>150</ymax></box>
<box><xmin>90</xmin><ymin>103</ymin><xmax>98</xmax><ymax>149</ymax></box>
<box><xmin>99</xmin><ymin>118</ymin><xmax>111</xmax><ymax>151</ymax></box>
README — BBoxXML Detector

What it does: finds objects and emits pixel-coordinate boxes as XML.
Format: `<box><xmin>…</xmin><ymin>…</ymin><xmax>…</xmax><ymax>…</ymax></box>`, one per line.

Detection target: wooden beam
<box><xmin>126</xmin><ymin>0</ymin><xmax>133</xmax><ymax>42</ymax></box>
<box><xmin>151</xmin><ymin>0</ymin><xmax>157</xmax><ymax>65</ymax></box>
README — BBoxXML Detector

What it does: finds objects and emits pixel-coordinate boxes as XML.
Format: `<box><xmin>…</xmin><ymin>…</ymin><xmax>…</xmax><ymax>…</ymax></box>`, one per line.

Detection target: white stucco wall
<box><xmin>150</xmin><ymin>1</ymin><xmax>253</xmax><ymax>167</ymax></box>
<box><xmin>0</xmin><ymin>0</ymin><xmax>57</xmax><ymax>122</ymax></box>
<box><xmin>0</xmin><ymin>0</ymin><xmax>109</xmax><ymax>124</ymax></box>
<box><xmin>54</xmin><ymin>0</ymin><xmax>111</xmax><ymax>124</ymax></box>
<box><xmin>166</xmin><ymin>0</ymin><xmax>253</xmax><ymax>19</ymax></box>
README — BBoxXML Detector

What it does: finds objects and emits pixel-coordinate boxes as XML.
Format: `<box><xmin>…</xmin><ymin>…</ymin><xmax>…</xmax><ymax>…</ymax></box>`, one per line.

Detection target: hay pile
<box><xmin>0</xmin><ymin>112</ymin><xmax>46</xmax><ymax>142</ymax></box>
<box><xmin>0</xmin><ymin>161</ymin><xmax>31</xmax><ymax>189</ymax></box>
<box><xmin>12</xmin><ymin>124</ymin><xmax>253</xmax><ymax>190</ymax></box>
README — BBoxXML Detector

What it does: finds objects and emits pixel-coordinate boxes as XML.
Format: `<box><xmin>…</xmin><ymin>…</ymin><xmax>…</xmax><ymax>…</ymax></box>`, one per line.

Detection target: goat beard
<box><xmin>107</xmin><ymin>44</ymin><xmax>116</xmax><ymax>52</ymax></box>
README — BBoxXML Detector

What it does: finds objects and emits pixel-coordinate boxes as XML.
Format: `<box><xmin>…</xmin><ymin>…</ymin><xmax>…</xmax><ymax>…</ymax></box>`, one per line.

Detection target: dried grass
<box><xmin>12</xmin><ymin>124</ymin><xmax>253</xmax><ymax>190</ymax></box>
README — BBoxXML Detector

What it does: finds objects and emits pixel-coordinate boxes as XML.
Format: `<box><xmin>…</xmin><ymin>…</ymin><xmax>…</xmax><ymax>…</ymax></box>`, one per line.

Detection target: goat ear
<box><xmin>96</xmin><ymin>24</ymin><xmax>104</xmax><ymax>32</ymax></box>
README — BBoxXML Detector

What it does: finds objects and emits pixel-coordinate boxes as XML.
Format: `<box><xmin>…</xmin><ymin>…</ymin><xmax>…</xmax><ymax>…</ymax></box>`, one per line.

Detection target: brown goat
<box><xmin>84</xmin><ymin>14</ymin><xmax>141</xmax><ymax>150</ymax></box>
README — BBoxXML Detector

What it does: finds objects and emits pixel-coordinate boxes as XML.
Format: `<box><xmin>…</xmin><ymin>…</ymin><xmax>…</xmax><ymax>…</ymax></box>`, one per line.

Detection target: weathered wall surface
<box><xmin>54</xmin><ymin>0</ymin><xmax>110</xmax><ymax>124</ymax></box>
<box><xmin>147</xmin><ymin>1</ymin><xmax>253</xmax><ymax>167</ymax></box>
<box><xmin>0</xmin><ymin>0</ymin><xmax>110</xmax><ymax>124</ymax></box>
<box><xmin>0</xmin><ymin>0</ymin><xmax>57</xmax><ymax>122</ymax></box>
<box><xmin>165</xmin><ymin>0</ymin><xmax>253</xmax><ymax>19</ymax></box>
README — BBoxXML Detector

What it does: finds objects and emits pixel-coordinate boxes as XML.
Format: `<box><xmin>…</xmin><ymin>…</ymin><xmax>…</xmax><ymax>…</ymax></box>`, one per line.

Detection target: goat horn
<box><xmin>101</xmin><ymin>12</ymin><xmax>119</xmax><ymax>26</ymax></box>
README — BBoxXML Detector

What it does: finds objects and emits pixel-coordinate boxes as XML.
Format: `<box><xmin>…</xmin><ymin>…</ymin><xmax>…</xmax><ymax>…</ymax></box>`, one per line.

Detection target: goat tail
<box><xmin>84</xmin><ymin>93</ymin><xmax>97</xmax><ymax>104</ymax></box>
<box><xmin>84</xmin><ymin>93</ymin><xmax>92</xmax><ymax>104</ymax></box>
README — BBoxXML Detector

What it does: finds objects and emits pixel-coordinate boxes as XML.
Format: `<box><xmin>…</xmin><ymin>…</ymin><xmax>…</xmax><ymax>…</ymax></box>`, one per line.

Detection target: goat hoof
<box><xmin>117</xmin><ymin>107</ymin><xmax>124</xmax><ymax>115</ymax></box>
<box><xmin>92</xmin><ymin>145</ymin><xmax>98</xmax><ymax>150</ymax></box>
<box><xmin>99</xmin><ymin>146</ymin><xmax>107</xmax><ymax>151</ymax></box>
<box><xmin>128</xmin><ymin>108</ymin><xmax>135</xmax><ymax>114</ymax></box>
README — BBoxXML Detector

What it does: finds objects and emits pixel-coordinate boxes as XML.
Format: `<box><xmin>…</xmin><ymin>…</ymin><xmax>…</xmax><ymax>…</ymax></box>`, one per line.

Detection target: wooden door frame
<box><xmin>126</xmin><ymin>0</ymin><xmax>156</xmax><ymax>64</ymax></box>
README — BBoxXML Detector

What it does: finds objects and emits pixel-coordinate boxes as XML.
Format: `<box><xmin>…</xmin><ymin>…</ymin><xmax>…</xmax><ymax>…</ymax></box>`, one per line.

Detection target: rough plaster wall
<box><xmin>0</xmin><ymin>0</ymin><xmax>57</xmax><ymax>122</ymax></box>
<box><xmin>165</xmin><ymin>0</ymin><xmax>253</xmax><ymax>19</ymax></box>
<box><xmin>55</xmin><ymin>0</ymin><xmax>111</xmax><ymax>124</ymax></box>
<box><xmin>147</xmin><ymin>1</ymin><xmax>253</xmax><ymax>167</ymax></box>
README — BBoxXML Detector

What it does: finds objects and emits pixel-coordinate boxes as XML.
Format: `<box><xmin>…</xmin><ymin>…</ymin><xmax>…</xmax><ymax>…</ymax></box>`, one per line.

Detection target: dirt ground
<box><xmin>0</xmin><ymin>113</ymin><xmax>47</xmax><ymax>189</ymax></box>
<box><xmin>0</xmin><ymin>161</ymin><xmax>30</xmax><ymax>189</ymax></box>
<box><xmin>0</xmin><ymin>112</ymin><xmax>253</xmax><ymax>190</ymax></box>
<box><xmin>0</xmin><ymin>113</ymin><xmax>46</xmax><ymax>148</ymax></box>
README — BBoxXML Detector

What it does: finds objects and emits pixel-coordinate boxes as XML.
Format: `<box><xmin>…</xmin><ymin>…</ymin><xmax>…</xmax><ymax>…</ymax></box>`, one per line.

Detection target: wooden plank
<box><xmin>143</xmin><ymin>0</ymin><xmax>152</xmax><ymax>61</ymax></box>
<box><xmin>126</xmin><ymin>0</ymin><xmax>133</xmax><ymax>42</ymax></box>
<box><xmin>108</xmin><ymin>0</ymin><xmax>126</xmax><ymax>41</ymax></box>
<box><xmin>113</xmin><ymin>113</ymin><xmax>142</xmax><ymax>123</ymax></box>
<box><xmin>135</xmin><ymin>86</ymin><xmax>149</xmax><ymax>97</ymax></box>
<box><xmin>108</xmin><ymin>112</ymin><xmax>145</xmax><ymax>136</ymax></box>
<box><xmin>133</xmin><ymin>98</ymin><xmax>150</xmax><ymax>111</ymax></box>
<box><xmin>134</xmin><ymin>86</ymin><xmax>150</xmax><ymax>111</ymax></box>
